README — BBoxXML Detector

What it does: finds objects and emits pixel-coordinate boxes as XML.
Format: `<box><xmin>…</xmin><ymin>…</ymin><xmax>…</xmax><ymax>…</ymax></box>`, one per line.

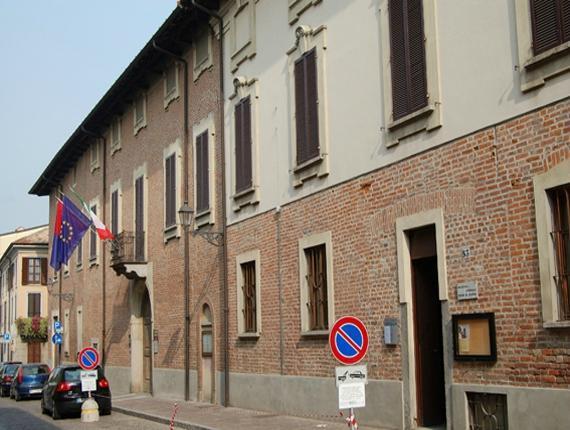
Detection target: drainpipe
<box><xmin>151</xmin><ymin>40</ymin><xmax>190</xmax><ymax>402</ymax></box>
<box><xmin>81</xmin><ymin>126</ymin><xmax>107</xmax><ymax>370</ymax></box>
<box><xmin>187</xmin><ymin>0</ymin><xmax>229</xmax><ymax>407</ymax></box>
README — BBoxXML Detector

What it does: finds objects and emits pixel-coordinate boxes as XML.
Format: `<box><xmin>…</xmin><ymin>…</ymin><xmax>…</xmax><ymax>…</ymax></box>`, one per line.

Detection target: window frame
<box><xmin>27</xmin><ymin>293</ymin><xmax>41</xmax><ymax>318</ymax></box>
<box><xmin>192</xmin><ymin>114</ymin><xmax>216</xmax><ymax>228</ymax></box>
<box><xmin>236</xmin><ymin>250</ymin><xmax>262</xmax><ymax>338</ymax></box>
<box><xmin>287</xmin><ymin>25</ymin><xmax>330</xmax><ymax>188</ymax></box>
<box><xmin>288</xmin><ymin>0</ymin><xmax>323</xmax><ymax>25</ymax></box>
<box><xmin>110</xmin><ymin>179</ymin><xmax>122</xmax><ymax>239</ymax></box>
<box><xmin>193</xmin><ymin>30</ymin><xmax>213</xmax><ymax>81</ymax></box>
<box><xmin>229</xmin><ymin>77</ymin><xmax>260</xmax><ymax>211</ymax></box>
<box><xmin>163</xmin><ymin>139</ymin><xmax>182</xmax><ymax>241</ymax></box>
<box><xmin>164</xmin><ymin>62</ymin><xmax>180</xmax><ymax>108</ymax></box>
<box><xmin>230</xmin><ymin>0</ymin><xmax>257</xmax><ymax>73</ymax></box>
<box><xmin>534</xmin><ymin>159</ymin><xmax>570</xmax><ymax>327</ymax></box>
<box><xmin>76</xmin><ymin>237</ymin><xmax>83</xmax><ymax>270</ymax></box>
<box><xmin>133</xmin><ymin>163</ymin><xmax>148</xmax><ymax>262</ymax></box>
<box><xmin>379</xmin><ymin>0</ymin><xmax>442</xmax><ymax>147</ymax></box>
<box><xmin>298</xmin><ymin>231</ymin><xmax>334</xmax><ymax>335</ymax></box>
<box><xmin>110</xmin><ymin>116</ymin><xmax>122</xmax><ymax>155</ymax></box>
<box><xmin>88</xmin><ymin>198</ymin><xmax>100</xmax><ymax>266</ymax></box>
<box><xmin>515</xmin><ymin>0</ymin><xmax>570</xmax><ymax>92</ymax></box>
<box><xmin>133</xmin><ymin>93</ymin><xmax>147</xmax><ymax>135</ymax></box>
<box><xmin>90</xmin><ymin>141</ymin><xmax>100</xmax><ymax>173</ymax></box>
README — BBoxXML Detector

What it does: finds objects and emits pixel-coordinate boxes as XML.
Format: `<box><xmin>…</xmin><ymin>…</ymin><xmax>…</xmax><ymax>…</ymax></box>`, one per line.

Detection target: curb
<box><xmin>112</xmin><ymin>405</ymin><xmax>218</xmax><ymax>430</ymax></box>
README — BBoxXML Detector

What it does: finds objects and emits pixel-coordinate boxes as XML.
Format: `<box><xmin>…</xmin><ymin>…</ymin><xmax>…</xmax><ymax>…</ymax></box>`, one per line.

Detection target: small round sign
<box><xmin>329</xmin><ymin>316</ymin><xmax>369</xmax><ymax>365</ymax></box>
<box><xmin>52</xmin><ymin>333</ymin><xmax>62</xmax><ymax>345</ymax></box>
<box><xmin>78</xmin><ymin>347</ymin><xmax>100</xmax><ymax>370</ymax></box>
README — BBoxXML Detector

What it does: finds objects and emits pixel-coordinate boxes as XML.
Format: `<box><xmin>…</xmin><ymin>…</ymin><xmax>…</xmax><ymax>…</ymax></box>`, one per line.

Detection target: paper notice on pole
<box><xmin>338</xmin><ymin>382</ymin><xmax>366</xmax><ymax>409</ymax></box>
<box><xmin>80</xmin><ymin>370</ymin><xmax>97</xmax><ymax>392</ymax></box>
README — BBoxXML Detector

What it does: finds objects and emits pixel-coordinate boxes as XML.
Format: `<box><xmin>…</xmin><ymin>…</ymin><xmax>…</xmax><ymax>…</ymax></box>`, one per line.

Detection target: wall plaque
<box><xmin>457</xmin><ymin>282</ymin><xmax>478</xmax><ymax>300</ymax></box>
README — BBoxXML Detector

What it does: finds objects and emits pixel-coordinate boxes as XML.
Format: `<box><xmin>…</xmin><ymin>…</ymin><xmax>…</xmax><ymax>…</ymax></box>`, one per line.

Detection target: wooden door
<box><xmin>142</xmin><ymin>291</ymin><xmax>152</xmax><ymax>393</ymax></box>
<box><xmin>27</xmin><ymin>341</ymin><xmax>41</xmax><ymax>363</ymax></box>
<box><xmin>412</xmin><ymin>256</ymin><xmax>446</xmax><ymax>427</ymax></box>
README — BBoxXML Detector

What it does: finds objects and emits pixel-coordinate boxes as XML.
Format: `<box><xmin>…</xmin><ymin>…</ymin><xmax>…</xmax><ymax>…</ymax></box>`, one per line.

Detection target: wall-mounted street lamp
<box><xmin>178</xmin><ymin>202</ymin><xmax>223</xmax><ymax>246</ymax></box>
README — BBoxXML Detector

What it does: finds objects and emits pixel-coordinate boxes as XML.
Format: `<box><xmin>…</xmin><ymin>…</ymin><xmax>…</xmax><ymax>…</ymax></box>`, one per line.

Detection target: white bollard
<box><xmin>81</xmin><ymin>394</ymin><xmax>100</xmax><ymax>422</ymax></box>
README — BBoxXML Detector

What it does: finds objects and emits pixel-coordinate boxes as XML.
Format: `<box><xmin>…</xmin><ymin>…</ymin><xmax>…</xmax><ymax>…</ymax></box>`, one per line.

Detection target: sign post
<box><xmin>329</xmin><ymin>316</ymin><xmax>369</xmax><ymax>430</ymax></box>
<box><xmin>78</xmin><ymin>347</ymin><xmax>100</xmax><ymax>423</ymax></box>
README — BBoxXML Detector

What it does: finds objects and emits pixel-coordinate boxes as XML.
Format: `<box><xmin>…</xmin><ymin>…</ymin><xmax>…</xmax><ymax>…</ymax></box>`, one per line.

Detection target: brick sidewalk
<box><xmin>112</xmin><ymin>394</ymin><xmax>386</xmax><ymax>430</ymax></box>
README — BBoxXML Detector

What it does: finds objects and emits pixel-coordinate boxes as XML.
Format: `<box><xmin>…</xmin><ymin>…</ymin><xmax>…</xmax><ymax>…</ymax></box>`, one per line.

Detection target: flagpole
<box><xmin>58</xmin><ymin>270</ymin><xmax>62</xmax><ymax>366</ymax></box>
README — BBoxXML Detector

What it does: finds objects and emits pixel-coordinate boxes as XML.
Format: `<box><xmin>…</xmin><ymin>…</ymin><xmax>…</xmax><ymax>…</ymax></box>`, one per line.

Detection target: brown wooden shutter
<box><xmin>294</xmin><ymin>48</ymin><xmax>320</xmax><ymax>165</ymax></box>
<box><xmin>530</xmin><ymin>0</ymin><xmax>564</xmax><ymax>55</ymax></box>
<box><xmin>235</xmin><ymin>96</ymin><xmax>253</xmax><ymax>193</ymax></box>
<box><xmin>22</xmin><ymin>257</ymin><xmax>29</xmax><ymax>285</ymax></box>
<box><xmin>165</xmin><ymin>155</ymin><xmax>176</xmax><ymax>228</ymax></box>
<box><xmin>41</xmin><ymin>258</ymin><xmax>47</xmax><ymax>285</ymax></box>
<box><xmin>90</xmin><ymin>205</ymin><xmax>97</xmax><ymax>259</ymax></box>
<box><xmin>389</xmin><ymin>0</ymin><xmax>428</xmax><ymax>120</ymax></box>
<box><xmin>111</xmin><ymin>190</ymin><xmax>119</xmax><ymax>235</ymax></box>
<box><xmin>196</xmin><ymin>132</ymin><xmax>209</xmax><ymax>213</ymax></box>
<box><xmin>135</xmin><ymin>176</ymin><xmax>145</xmax><ymax>260</ymax></box>
<box><xmin>28</xmin><ymin>293</ymin><xmax>41</xmax><ymax>317</ymax></box>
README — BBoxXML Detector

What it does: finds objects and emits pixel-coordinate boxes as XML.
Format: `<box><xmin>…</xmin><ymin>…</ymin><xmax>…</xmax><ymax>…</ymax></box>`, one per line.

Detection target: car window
<box><xmin>47</xmin><ymin>368</ymin><xmax>60</xmax><ymax>383</ymax></box>
<box><xmin>63</xmin><ymin>369</ymin><xmax>82</xmax><ymax>381</ymax></box>
<box><xmin>4</xmin><ymin>364</ymin><xmax>19</xmax><ymax>375</ymax></box>
<box><xmin>23</xmin><ymin>365</ymin><xmax>49</xmax><ymax>376</ymax></box>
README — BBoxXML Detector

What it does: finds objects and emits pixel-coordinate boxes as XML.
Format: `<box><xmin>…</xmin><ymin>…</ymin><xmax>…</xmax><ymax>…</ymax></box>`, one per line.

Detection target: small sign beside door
<box><xmin>456</xmin><ymin>282</ymin><xmax>478</xmax><ymax>300</ymax></box>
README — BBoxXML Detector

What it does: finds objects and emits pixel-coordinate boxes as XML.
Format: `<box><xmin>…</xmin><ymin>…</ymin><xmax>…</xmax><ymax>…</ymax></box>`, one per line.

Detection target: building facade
<box><xmin>31</xmin><ymin>1</ymin><xmax>570</xmax><ymax>429</ymax></box>
<box><xmin>0</xmin><ymin>227</ymin><xmax>49</xmax><ymax>363</ymax></box>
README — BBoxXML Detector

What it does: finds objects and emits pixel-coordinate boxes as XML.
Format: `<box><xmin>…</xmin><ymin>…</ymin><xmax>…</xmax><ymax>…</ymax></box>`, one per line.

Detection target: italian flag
<box><xmin>86</xmin><ymin>206</ymin><xmax>114</xmax><ymax>241</ymax></box>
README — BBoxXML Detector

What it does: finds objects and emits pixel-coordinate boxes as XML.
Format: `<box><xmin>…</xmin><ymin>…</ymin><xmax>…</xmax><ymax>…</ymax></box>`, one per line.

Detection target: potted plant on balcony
<box><xmin>16</xmin><ymin>316</ymin><xmax>48</xmax><ymax>342</ymax></box>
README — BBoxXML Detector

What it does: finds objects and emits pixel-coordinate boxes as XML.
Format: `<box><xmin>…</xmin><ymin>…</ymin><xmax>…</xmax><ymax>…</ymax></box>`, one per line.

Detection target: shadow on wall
<box><xmin>106</xmin><ymin>282</ymin><xmax>131</xmax><ymax>360</ymax></box>
<box><xmin>161</xmin><ymin>328</ymin><xmax>181</xmax><ymax>367</ymax></box>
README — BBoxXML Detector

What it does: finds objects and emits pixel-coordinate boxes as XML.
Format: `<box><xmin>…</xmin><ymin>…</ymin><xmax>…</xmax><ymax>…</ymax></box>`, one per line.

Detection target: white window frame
<box><xmin>88</xmin><ymin>197</ymin><xmax>100</xmax><ymax>267</ymax></box>
<box><xmin>299</xmin><ymin>231</ymin><xmax>334</xmax><ymax>335</ymax></box>
<box><xmin>236</xmin><ymin>249</ymin><xmax>261</xmax><ymax>338</ymax></box>
<box><xmin>287</xmin><ymin>24</ymin><xmax>330</xmax><ymax>188</ymax></box>
<box><xmin>229</xmin><ymin>76</ymin><xmax>260</xmax><ymax>211</ymax></box>
<box><xmin>192</xmin><ymin>113</ymin><xmax>216</xmax><ymax>228</ymax></box>
<box><xmin>164</xmin><ymin>62</ymin><xmax>180</xmax><ymax>108</ymax></box>
<box><xmin>110</xmin><ymin>116</ymin><xmax>122</xmax><ymax>155</ymax></box>
<box><xmin>133</xmin><ymin>93</ymin><xmax>147</xmax><ymax>135</ymax></box>
<box><xmin>163</xmin><ymin>139</ymin><xmax>182</xmax><ymax>241</ymax></box>
<box><xmin>110</xmin><ymin>179</ymin><xmax>123</xmax><ymax>238</ymax></box>
<box><xmin>288</xmin><ymin>0</ymin><xmax>322</xmax><ymax>25</ymax></box>
<box><xmin>514</xmin><ymin>0</ymin><xmax>570</xmax><ymax>92</ymax></box>
<box><xmin>534</xmin><ymin>159</ymin><xmax>570</xmax><ymax>327</ymax></box>
<box><xmin>230</xmin><ymin>0</ymin><xmax>257</xmax><ymax>73</ymax></box>
<box><xmin>379</xmin><ymin>0</ymin><xmax>442</xmax><ymax>147</ymax></box>
<box><xmin>90</xmin><ymin>141</ymin><xmax>100</xmax><ymax>173</ymax></box>
<box><xmin>193</xmin><ymin>30</ymin><xmax>213</xmax><ymax>81</ymax></box>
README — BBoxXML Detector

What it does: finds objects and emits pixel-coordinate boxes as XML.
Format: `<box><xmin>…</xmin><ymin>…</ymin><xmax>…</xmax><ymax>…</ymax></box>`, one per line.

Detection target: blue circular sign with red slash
<box><xmin>78</xmin><ymin>347</ymin><xmax>100</xmax><ymax>370</ymax></box>
<box><xmin>329</xmin><ymin>316</ymin><xmax>369</xmax><ymax>365</ymax></box>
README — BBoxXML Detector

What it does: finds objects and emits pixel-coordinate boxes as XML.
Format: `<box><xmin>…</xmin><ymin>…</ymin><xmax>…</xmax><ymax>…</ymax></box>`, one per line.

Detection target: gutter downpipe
<box><xmin>151</xmin><ymin>40</ymin><xmax>191</xmax><ymax>402</ymax></box>
<box><xmin>188</xmin><ymin>0</ymin><xmax>229</xmax><ymax>407</ymax></box>
<box><xmin>81</xmin><ymin>126</ymin><xmax>107</xmax><ymax>371</ymax></box>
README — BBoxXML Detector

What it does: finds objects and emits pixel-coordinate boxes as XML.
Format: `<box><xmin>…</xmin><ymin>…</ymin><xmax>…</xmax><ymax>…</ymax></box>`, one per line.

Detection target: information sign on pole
<box><xmin>54</xmin><ymin>321</ymin><xmax>63</xmax><ymax>334</ymax></box>
<box><xmin>338</xmin><ymin>383</ymin><xmax>366</xmax><ymax>410</ymax></box>
<box><xmin>80</xmin><ymin>370</ymin><xmax>98</xmax><ymax>392</ymax></box>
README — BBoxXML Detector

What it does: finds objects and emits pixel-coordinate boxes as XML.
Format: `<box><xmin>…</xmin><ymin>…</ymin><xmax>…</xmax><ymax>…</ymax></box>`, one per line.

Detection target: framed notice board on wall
<box><xmin>452</xmin><ymin>313</ymin><xmax>497</xmax><ymax>362</ymax></box>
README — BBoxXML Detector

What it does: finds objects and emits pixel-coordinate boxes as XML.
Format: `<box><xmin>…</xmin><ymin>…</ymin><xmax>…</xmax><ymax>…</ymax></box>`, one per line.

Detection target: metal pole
<box><xmin>58</xmin><ymin>273</ymin><xmax>62</xmax><ymax>366</ymax></box>
<box><xmin>350</xmin><ymin>408</ymin><xmax>355</xmax><ymax>430</ymax></box>
<box><xmin>184</xmin><ymin>222</ymin><xmax>190</xmax><ymax>401</ymax></box>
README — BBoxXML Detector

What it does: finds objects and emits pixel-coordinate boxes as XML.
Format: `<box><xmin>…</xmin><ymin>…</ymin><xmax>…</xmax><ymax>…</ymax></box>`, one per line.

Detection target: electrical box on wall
<box><xmin>384</xmin><ymin>318</ymin><xmax>399</xmax><ymax>346</ymax></box>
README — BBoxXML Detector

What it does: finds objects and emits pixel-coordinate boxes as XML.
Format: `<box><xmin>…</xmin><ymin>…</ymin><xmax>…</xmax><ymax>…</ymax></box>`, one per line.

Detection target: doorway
<box><xmin>142</xmin><ymin>289</ymin><xmax>152</xmax><ymax>393</ymax></box>
<box><xmin>409</xmin><ymin>226</ymin><xmax>446</xmax><ymax>427</ymax></box>
<box><xmin>27</xmin><ymin>341</ymin><xmax>41</xmax><ymax>363</ymax></box>
<box><xmin>200</xmin><ymin>304</ymin><xmax>214</xmax><ymax>403</ymax></box>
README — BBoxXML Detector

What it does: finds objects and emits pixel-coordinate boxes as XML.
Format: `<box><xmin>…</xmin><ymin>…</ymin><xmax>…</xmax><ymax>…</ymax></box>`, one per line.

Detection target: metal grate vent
<box><xmin>467</xmin><ymin>392</ymin><xmax>508</xmax><ymax>430</ymax></box>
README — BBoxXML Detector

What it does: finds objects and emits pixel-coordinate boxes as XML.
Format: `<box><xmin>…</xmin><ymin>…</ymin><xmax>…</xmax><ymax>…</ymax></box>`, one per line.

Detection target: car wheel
<box><xmin>14</xmin><ymin>391</ymin><xmax>20</xmax><ymax>402</ymax></box>
<box><xmin>52</xmin><ymin>403</ymin><xmax>61</xmax><ymax>420</ymax></box>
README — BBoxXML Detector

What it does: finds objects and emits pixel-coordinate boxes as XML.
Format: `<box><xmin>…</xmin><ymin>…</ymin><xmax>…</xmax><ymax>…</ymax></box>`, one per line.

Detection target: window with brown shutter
<box><xmin>294</xmin><ymin>48</ymin><xmax>320</xmax><ymax>165</ymax></box>
<box><xmin>196</xmin><ymin>131</ymin><xmax>210</xmax><ymax>213</ymax></box>
<box><xmin>41</xmin><ymin>258</ymin><xmax>47</xmax><ymax>285</ymax></box>
<box><xmin>305</xmin><ymin>244</ymin><xmax>328</xmax><ymax>331</ymax></box>
<box><xmin>165</xmin><ymin>154</ymin><xmax>177</xmax><ymax>228</ymax></box>
<box><xmin>22</xmin><ymin>257</ymin><xmax>29</xmax><ymax>285</ymax></box>
<box><xmin>76</xmin><ymin>238</ymin><xmax>83</xmax><ymax>267</ymax></box>
<box><xmin>389</xmin><ymin>0</ymin><xmax>428</xmax><ymax>121</ymax></box>
<box><xmin>27</xmin><ymin>293</ymin><xmax>41</xmax><ymax>317</ymax></box>
<box><xmin>549</xmin><ymin>184</ymin><xmax>570</xmax><ymax>320</ymax></box>
<box><xmin>111</xmin><ymin>190</ymin><xmax>119</xmax><ymax>236</ymax></box>
<box><xmin>24</xmin><ymin>258</ymin><xmax>42</xmax><ymax>285</ymax></box>
<box><xmin>235</xmin><ymin>96</ymin><xmax>253</xmax><ymax>193</ymax></box>
<box><xmin>135</xmin><ymin>176</ymin><xmax>145</xmax><ymax>261</ymax></box>
<box><xmin>241</xmin><ymin>261</ymin><xmax>257</xmax><ymax>333</ymax></box>
<box><xmin>530</xmin><ymin>0</ymin><xmax>570</xmax><ymax>56</ymax></box>
<box><xmin>89</xmin><ymin>205</ymin><xmax>97</xmax><ymax>261</ymax></box>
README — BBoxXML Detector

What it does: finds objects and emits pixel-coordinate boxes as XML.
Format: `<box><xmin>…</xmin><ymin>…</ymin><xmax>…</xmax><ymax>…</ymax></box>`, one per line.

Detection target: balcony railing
<box><xmin>110</xmin><ymin>231</ymin><xmax>146</xmax><ymax>268</ymax></box>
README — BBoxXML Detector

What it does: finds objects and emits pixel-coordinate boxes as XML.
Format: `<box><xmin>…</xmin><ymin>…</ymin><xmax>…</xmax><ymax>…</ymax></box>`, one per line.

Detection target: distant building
<box><xmin>0</xmin><ymin>226</ymin><xmax>49</xmax><ymax>363</ymax></box>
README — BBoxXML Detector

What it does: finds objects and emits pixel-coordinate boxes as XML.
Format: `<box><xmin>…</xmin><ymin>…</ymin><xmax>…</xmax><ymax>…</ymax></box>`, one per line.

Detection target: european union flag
<box><xmin>49</xmin><ymin>196</ymin><xmax>92</xmax><ymax>271</ymax></box>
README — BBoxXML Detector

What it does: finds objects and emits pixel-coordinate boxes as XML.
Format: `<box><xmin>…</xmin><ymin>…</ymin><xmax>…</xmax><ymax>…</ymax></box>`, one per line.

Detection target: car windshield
<box><xmin>3</xmin><ymin>364</ymin><xmax>19</xmax><ymax>375</ymax></box>
<box><xmin>63</xmin><ymin>369</ymin><xmax>83</xmax><ymax>382</ymax></box>
<box><xmin>23</xmin><ymin>365</ymin><xmax>49</xmax><ymax>376</ymax></box>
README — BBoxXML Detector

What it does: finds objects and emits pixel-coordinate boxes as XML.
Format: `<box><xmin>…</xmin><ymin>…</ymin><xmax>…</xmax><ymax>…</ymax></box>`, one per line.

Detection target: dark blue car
<box><xmin>0</xmin><ymin>362</ymin><xmax>21</xmax><ymax>397</ymax></box>
<box><xmin>10</xmin><ymin>363</ymin><xmax>50</xmax><ymax>401</ymax></box>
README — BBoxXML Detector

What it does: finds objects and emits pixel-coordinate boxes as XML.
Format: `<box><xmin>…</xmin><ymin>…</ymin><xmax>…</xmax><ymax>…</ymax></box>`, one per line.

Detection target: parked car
<box><xmin>10</xmin><ymin>363</ymin><xmax>50</xmax><ymax>401</ymax></box>
<box><xmin>0</xmin><ymin>362</ymin><xmax>22</xmax><ymax>397</ymax></box>
<box><xmin>41</xmin><ymin>364</ymin><xmax>111</xmax><ymax>419</ymax></box>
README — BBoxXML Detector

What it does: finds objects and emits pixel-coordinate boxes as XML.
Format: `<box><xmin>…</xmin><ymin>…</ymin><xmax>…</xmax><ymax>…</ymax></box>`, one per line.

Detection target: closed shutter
<box><xmin>41</xmin><ymin>258</ymin><xmax>47</xmax><ymax>285</ymax></box>
<box><xmin>165</xmin><ymin>154</ymin><xmax>176</xmax><ymax>227</ymax></box>
<box><xmin>111</xmin><ymin>190</ymin><xmax>119</xmax><ymax>236</ymax></box>
<box><xmin>28</xmin><ymin>293</ymin><xmax>41</xmax><ymax>317</ymax></box>
<box><xmin>196</xmin><ymin>132</ymin><xmax>210</xmax><ymax>213</ymax></box>
<box><xmin>135</xmin><ymin>176</ymin><xmax>145</xmax><ymax>260</ymax></box>
<box><xmin>235</xmin><ymin>96</ymin><xmax>253</xmax><ymax>193</ymax></box>
<box><xmin>90</xmin><ymin>206</ymin><xmax>97</xmax><ymax>259</ymax></box>
<box><xmin>389</xmin><ymin>0</ymin><xmax>428</xmax><ymax>120</ymax></box>
<box><xmin>531</xmin><ymin>0</ymin><xmax>562</xmax><ymax>55</ymax></box>
<box><xmin>294</xmin><ymin>48</ymin><xmax>320</xmax><ymax>165</ymax></box>
<box><xmin>22</xmin><ymin>258</ymin><xmax>29</xmax><ymax>285</ymax></box>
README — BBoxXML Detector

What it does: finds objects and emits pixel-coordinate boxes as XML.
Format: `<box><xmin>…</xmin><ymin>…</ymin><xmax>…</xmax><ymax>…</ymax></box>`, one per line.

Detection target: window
<box><xmin>380</xmin><ymin>0</ymin><xmax>441</xmax><ymax>145</ymax></box>
<box><xmin>196</xmin><ymin>131</ymin><xmax>209</xmax><ymax>214</ymax></box>
<box><xmin>165</xmin><ymin>154</ymin><xmax>177</xmax><ymax>228</ymax></box>
<box><xmin>548</xmin><ymin>185</ymin><xmax>570</xmax><ymax>320</ymax></box>
<box><xmin>193</xmin><ymin>114</ymin><xmax>216</xmax><ymax>227</ymax></box>
<box><xmin>230</xmin><ymin>77</ymin><xmax>260</xmax><ymax>210</ymax></box>
<box><xmin>230</xmin><ymin>0</ymin><xmax>256</xmax><ymax>73</ymax></box>
<box><xmin>164</xmin><ymin>63</ymin><xmax>179</xmax><ymax>107</ymax></box>
<box><xmin>299</xmin><ymin>232</ymin><xmax>334</xmax><ymax>334</ymax></box>
<box><xmin>89</xmin><ymin>204</ymin><xmax>98</xmax><ymax>263</ymax></box>
<box><xmin>8</xmin><ymin>263</ymin><xmax>14</xmax><ymax>289</ymax></box>
<box><xmin>515</xmin><ymin>0</ymin><xmax>570</xmax><ymax>91</ymax></box>
<box><xmin>533</xmin><ymin>159</ymin><xmax>570</xmax><ymax>326</ymax></box>
<box><xmin>135</xmin><ymin>174</ymin><xmax>145</xmax><ymax>261</ymax></box>
<box><xmin>193</xmin><ymin>30</ymin><xmax>212</xmax><ymax>80</ymax></box>
<box><xmin>90</xmin><ymin>142</ymin><xmax>100</xmax><ymax>172</ymax></box>
<box><xmin>110</xmin><ymin>117</ymin><xmax>122</xmax><ymax>154</ymax></box>
<box><xmin>133</xmin><ymin>94</ymin><xmax>147</xmax><ymax>135</ymax></box>
<box><xmin>22</xmin><ymin>258</ymin><xmax>46</xmax><ymax>285</ymax></box>
<box><xmin>236</xmin><ymin>250</ymin><xmax>261</xmax><ymax>337</ymax></box>
<box><xmin>288</xmin><ymin>0</ymin><xmax>323</xmax><ymax>25</ymax></box>
<box><xmin>110</xmin><ymin>179</ymin><xmax>122</xmax><ymax>238</ymax></box>
<box><xmin>287</xmin><ymin>25</ymin><xmax>329</xmax><ymax>187</ymax></box>
<box><xmin>27</xmin><ymin>293</ymin><xmax>41</xmax><ymax>317</ymax></box>
<box><xmin>76</xmin><ymin>237</ymin><xmax>83</xmax><ymax>268</ymax></box>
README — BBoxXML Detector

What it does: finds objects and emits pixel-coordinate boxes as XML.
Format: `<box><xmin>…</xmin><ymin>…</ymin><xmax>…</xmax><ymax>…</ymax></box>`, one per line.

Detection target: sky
<box><xmin>0</xmin><ymin>1</ymin><xmax>176</xmax><ymax>234</ymax></box>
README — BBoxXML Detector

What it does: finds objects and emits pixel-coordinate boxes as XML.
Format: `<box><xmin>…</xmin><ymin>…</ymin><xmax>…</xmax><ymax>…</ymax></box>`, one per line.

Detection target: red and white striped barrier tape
<box><xmin>169</xmin><ymin>402</ymin><xmax>179</xmax><ymax>430</ymax></box>
<box><xmin>339</xmin><ymin>411</ymin><xmax>359</xmax><ymax>429</ymax></box>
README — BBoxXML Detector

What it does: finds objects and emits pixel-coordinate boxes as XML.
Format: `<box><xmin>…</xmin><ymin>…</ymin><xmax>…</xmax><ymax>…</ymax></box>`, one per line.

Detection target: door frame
<box><xmin>396</xmin><ymin>208</ymin><xmax>450</xmax><ymax>428</ymax></box>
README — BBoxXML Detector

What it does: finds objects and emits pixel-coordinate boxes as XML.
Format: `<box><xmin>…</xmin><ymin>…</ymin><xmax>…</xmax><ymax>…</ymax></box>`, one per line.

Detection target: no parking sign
<box><xmin>78</xmin><ymin>347</ymin><xmax>100</xmax><ymax>370</ymax></box>
<box><xmin>329</xmin><ymin>316</ymin><xmax>369</xmax><ymax>365</ymax></box>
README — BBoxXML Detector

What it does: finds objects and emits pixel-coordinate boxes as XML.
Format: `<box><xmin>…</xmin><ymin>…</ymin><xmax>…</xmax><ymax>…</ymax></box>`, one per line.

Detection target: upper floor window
<box><xmin>111</xmin><ymin>190</ymin><xmax>119</xmax><ymax>237</ymax></box>
<box><xmin>530</xmin><ymin>0</ymin><xmax>570</xmax><ymax>55</ymax></box>
<box><xmin>548</xmin><ymin>185</ymin><xmax>570</xmax><ymax>320</ymax></box>
<box><xmin>165</xmin><ymin>153</ymin><xmax>177</xmax><ymax>229</ymax></box>
<box><xmin>8</xmin><ymin>263</ymin><xmax>14</xmax><ymax>289</ymax></box>
<box><xmin>27</xmin><ymin>293</ymin><xmax>41</xmax><ymax>318</ymax></box>
<box><xmin>196</xmin><ymin>131</ymin><xmax>210</xmax><ymax>215</ymax></box>
<box><xmin>22</xmin><ymin>257</ymin><xmax>47</xmax><ymax>285</ymax></box>
<box><xmin>164</xmin><ymin>63</ymin><xmax>179</xmax><ymax>108</ymax></box>
<box><xmin>230</xmin><ymin>0</ymin><xmax>256</xmax><ymax>73</ymax></box>
<box><xmin>193</xmin><ymin>30</ymin><xmax>212</xmax><ymax>80</ymax></box>
<box><xmin>76</xmin><ymin>237</ymin><xmax>83</xmax><ymax>269</ymax></box>
<box><xmin>133</xmin><ymin>94</ymin><xmax>147</xmax><ymax>135</ymax></box>
<box><xmin>193</xmin><ymin>114</ymin><xmax>215</xmax><ymax>227</ymax></box>
<box><xmin>89</xmin><ymin>204</ymin><xmax>98</xmax><ymax>263</ymax></box>
<box><xmin>235</xmin><ymin>96</ymin><xmax>253</xmax><ymax>193</ymax></box>
<box><xmin>110</xmin><ymin>117</ymin><xmax>122</xmax><ymax>154</ymax></box>
<box><xmin>90</xmin><ymin>142</ymin><xmax>100</xmax><ymax>172</ymax></box>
